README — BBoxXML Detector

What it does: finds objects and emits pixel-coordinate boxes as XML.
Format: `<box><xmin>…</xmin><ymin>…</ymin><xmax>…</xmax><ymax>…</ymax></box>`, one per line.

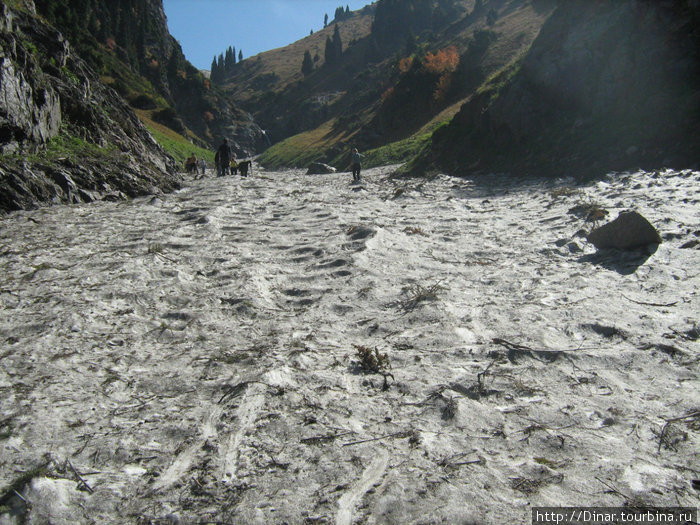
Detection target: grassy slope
<box><xmin>255</xmin><ymin>119</ymin><xmax>354</xmax><ymax>168</ymax></box>
<box><xmin>226</xmin><ymin>12</ymin><xmax>374</xmax><ymax>101</ymax></box>
<box><xmin>84</xmin><ymin>36</ymin><xmax>213</xmax><ymax>164</ymax></box>
<box><xmin>258</xmin><ymin>0</ymin><xmax>552</xmax><ymax>171</ymax></box>
<box><xmin>134</xmin><ymin>109</ymin><xmax>214</xmax><ymax>166</ymax></box>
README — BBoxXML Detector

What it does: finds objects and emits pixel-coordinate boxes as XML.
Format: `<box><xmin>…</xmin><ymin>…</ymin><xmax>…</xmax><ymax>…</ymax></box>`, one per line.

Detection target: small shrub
<box><xmin>403</xmin><ymin>226</ymin><xmax>427</xmax><ymax>236</ymax></box>
<box><xmin>60</xmin><ymin>66</ymin><xmax>80</xmax><ymax>86</ymax></box>
<box><xmin>567</xmin><ymin>198</ymin><xmax>608</xmax><ymax>223</ymax></box>
<box><xmin>398</xmin><ymin>56</ymin><xmax>414</xmax><ymax>74</ymax></box>
<box><xmin>433</xmin><ymin>73</ymin><xmax>452</xmax><ymax>102</ymax></box>
<box><xmin>147</xmin><ymin>243</ymin><xmax>164</xmax><ymax>254</ymax></box>
<box><xmin>585</xmin><ymin>206</ymin><xmax>609</xmax><ymax>224</ymax></box>
<box><xmin>423</xmin><ymin>46</ymin><xmax>459</xmax><ymax>75</ymax></box>
<box><xmin>549</xmin><ymin>187</ymin><xmax>580</xmax><ymax>199</ymax></box>
<box><xmin>398</xmin><ymin>282</ymin><xmax>444</xmax><ymax>312</ymax></box>
<box><xmin>22</xmin><ymin>40</ymin><xmax>38</xmax><ymax>55</ymax></box>
<box><xmin>354</xmin><ymin>344</ymin><xmax>390</xmax><ymax>374</ymax></box>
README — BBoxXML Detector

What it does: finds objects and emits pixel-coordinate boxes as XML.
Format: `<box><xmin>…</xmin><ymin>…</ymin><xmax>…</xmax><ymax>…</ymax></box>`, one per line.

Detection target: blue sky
<box><xmin>163</xmin><ymin>0</ymin><xmax>371</xmax><ymax>70</ymax></box>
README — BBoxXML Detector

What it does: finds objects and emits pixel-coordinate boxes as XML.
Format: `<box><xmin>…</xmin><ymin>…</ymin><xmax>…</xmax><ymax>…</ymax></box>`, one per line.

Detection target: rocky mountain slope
<box><xmin>0</xmin><ymin>1</ymin><xmax>179</xmax><ymax>212</ymax></box>
<box><xmin>32</xmin><ymin>0</ymin><xmax>266</xmax><ymax>155</ymax></box>
<box><xmin>0</xmin><ymin>0</ymin><xmax>269</xmax><ymax>212</ymax></box>
<box><xmin>244</xmin><ymin>0</ymin><xmax>698</xmax><ymax>178</ymax></box>
<box><xmin>418</xmin><ymin>0</ymin><xmax>700</xmax><ymax>178</ymax></box>
<box><xmin>251</xmin><ymin>0</ymin><xmax>553</xmax><ymax>170</ymax></box>
<box><xmin>224</xmin><ymin>6</ymin><xmax>376</xmax><ymax>103</ymax></box>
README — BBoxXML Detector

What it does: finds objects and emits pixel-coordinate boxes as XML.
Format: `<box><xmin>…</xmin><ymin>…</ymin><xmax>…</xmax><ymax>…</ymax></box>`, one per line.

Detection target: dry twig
<box><xmin>342</xmin><ymin>430</ymin><xmax>413</xmax><ymax>447</ymax></box>
<box><xmin>657</xmin><ymin>410</ymin><xmax>700</xmax><ymax>453</ymax></box>
<box><xmin>622</xmin><ymin>295</ymin><xmax>678</xmax><ymax>307</ymax></box>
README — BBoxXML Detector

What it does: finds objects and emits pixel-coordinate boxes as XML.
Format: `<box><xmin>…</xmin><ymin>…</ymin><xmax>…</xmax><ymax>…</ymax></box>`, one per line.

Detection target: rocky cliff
<box><xmin>422</xmin><ymin>0</ymin><xmax>700</xmax><ymax>178</ymax></box>
<box><xmin>33</xmin><ymin>0</ymin><xmax>266</xmax><ymax>155</ymax></box>
<box><xmin>0</xmin><ymin>1</ymin><xmax>179</xmax><ymax>212</ymax></box>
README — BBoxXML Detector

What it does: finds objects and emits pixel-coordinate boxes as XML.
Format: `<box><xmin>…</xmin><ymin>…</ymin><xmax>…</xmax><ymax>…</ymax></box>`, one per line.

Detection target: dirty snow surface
<box><xmin>1</xmin><ymin>166</ymin><xmax>698</xmax><ymax>524</ymax></box>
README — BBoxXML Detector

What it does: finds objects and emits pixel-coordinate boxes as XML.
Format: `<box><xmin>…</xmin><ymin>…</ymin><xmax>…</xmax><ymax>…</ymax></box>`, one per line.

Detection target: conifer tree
<box><xmin>324</xmin><ymin>35</ymin><xmax>335</xmax><ymax>64</ymax></box>
<box><xmin>332</xmin><ymin>23</ymin><xmax>342</xmax><ymax>59</ymax></box>
<box><xmin>301</xmin><ymin>50</ymin><xmax>314</xmax><ymax>76</ymax></box>
<box><xmin>210</xmin><ymin>56</ymin><xmax>218</xmax><ymax>79</ymax></box>
<box><xmin>324</xmin><ymin>13</ymin><xmax>328</xmax><ymax>27</ymax></box>
<box><xmin>324</xmin><ymin>24</ymin><xmax>343</xmax><ymax>66</ymax></box>
<box><xmin>225</xmin><ymin>46</ymin><xmax>234</xmax><ymax>74</ymax></box>
<box><xmin>215</xmin><ymin>52</ymin><xmax>224</xmax><ymax>82</ymax></box>
<box><xmin>238</xmin><ymin>49</ymin><xmax>243</xmax><ymax>62</ymax></box>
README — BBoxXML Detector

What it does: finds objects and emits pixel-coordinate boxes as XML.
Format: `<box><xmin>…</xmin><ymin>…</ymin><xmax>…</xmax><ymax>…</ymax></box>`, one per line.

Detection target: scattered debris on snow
<box><xmin>0</xmin><ymin>167</ymin><xmax>698</xmax><ymax>523</ymax></box>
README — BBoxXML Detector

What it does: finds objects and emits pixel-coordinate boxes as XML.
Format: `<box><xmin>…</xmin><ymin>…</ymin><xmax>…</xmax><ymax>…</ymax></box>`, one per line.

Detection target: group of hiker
<box><xmin>185</xmin><ymin>138</ymin><xmax>365</xmax><ymax>182</ymax></box>
<box><xmin>184</xmin><ymin>154</ymin><xmax>206</xmax><ymax>176</ymax></box>
<box><xmin>214</xmin><ymin>138</ymin><xmax>252</xmax><ymax>177</ymax></box>
<box><xmin>182</xmin><ymin>138</ymin><xmax>252</xmax><ymax>179</ymax></box>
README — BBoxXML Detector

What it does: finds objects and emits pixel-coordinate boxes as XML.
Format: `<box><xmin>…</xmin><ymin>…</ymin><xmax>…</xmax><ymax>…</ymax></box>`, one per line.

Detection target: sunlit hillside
<box><xmin>225</xmin><ymin>8</ymin><xmax>375</xmax><ymax>102</ymax></box>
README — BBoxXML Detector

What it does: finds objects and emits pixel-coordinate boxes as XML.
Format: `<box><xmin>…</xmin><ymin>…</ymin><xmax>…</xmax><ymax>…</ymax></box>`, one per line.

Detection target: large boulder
<box><xmin>306</xmin><ymin>162</ymin><xmax>337</xmax><ymax>175</ymax></box>
<box><xmin>587</xmin><ymin>211</ymin><xmax>662</xmax><ymax>250</ymax></box>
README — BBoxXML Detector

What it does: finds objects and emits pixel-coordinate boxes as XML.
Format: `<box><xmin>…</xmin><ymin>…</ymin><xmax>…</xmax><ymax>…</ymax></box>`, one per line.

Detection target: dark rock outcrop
<box><xmin>587</xmin><ymin>211</ymin><xmax>662</xmax><ymax>250</ymax></box>
<box><xmin>306</xmin><ymin>162</ymin><xmax>337</xmax><ymax>175</ymax></box>
<box><xmin>0</xmin><ymin>3</ymin><xmax>60</xmax><ymax>155</ymax></box>
<box><xmin>0</xmin><ymin>3</ymin><xmax>179</xmax><ymax>212</ymax></box>
<box><xmin>425</xmin><ymin>0</ymin><xmax>700</xmax><ymax>178</ymax></box>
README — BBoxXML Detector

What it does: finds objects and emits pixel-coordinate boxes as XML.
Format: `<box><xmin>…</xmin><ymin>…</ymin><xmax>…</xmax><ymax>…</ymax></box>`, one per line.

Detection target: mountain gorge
<box><xmin>244</xmin><ymin>0</ymin><xmax>556</xmax><ymax>169</ymax></box>
<box><xmin>0</xmin><ymin>2</ymin><xmax>698</xmax><ymax>522</ymax></box>
<box><xmin>0</xmin><ymin>0</ymin><xmax>698</xmax><ymax>212</ymax></box>
<box><xmin>0</xmin><ymin>0</ymin><xmax>263</xmax><ymax>212</ymax></box>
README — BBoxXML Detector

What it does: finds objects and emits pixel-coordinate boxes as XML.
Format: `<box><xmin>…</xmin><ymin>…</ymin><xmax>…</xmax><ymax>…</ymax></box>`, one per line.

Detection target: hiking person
<box><xmin>199</xmin><ymin>158</ymin><xmax>206</xmax><ymax>176</ymax></box>
<box><xmin>185</xmin><ymin>154</ymin><xmax>198</xmax><ymax>174</ymax></box>
<box><xmin>351</xmin><ymin>148</ymin><xmax>364</xmax><ymax>182</ymax></box>
<box><xmin>239</xmin><ymin>160</ymin><xmax>252</xmax><ymax>177</ymax></box>
<box><xmin>216</xmin><ymin>138</ymin><xmax>231</xmax><ymax>177</ymax></box>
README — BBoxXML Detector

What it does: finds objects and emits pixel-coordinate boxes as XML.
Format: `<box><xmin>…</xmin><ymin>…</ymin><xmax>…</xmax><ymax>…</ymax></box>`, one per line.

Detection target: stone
<box><xmin>306</xmin><ymin>162</ymin><xmax>337</xmax><ymax>175</ymax></box>
<box><xmin>566</xmin><ymin>241</ymin><xmax>582</xmax><ymax>253</ymax></box>
<box><xmin>587</xmin><ymin>210</ymin><xmax>662</xmax><ymax>250</ymax></box>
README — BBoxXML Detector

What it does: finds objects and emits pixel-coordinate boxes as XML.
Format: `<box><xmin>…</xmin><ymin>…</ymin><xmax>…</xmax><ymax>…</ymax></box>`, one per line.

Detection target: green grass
<box><xmin>139</xmin><ymin>113</ymin><xmax>214</xmax><ymax>165</ymax></box>
<box><xmin>360</xmin><ymin>128</ymin><xmax>435</xmax><ymax>168</ymax></box>
<box><xmin>260</xmin><ymin>114</ymin><xmax>451</xmax><ymax>171</ymax></box>
<box><xmin>22</xmin><ymin>39</ymin><xmax>38</xmax><ymax>55</ymax></box>
<box><xmin>357</xmin><ymin>118</ymin><xmax>451</xmax><ymax>169</ymax></box>
<box><xmin>60</xmin><ymin>66</ymin><xmax>80</xmax><ymax>86</ymax></box>
<box><xmin>258</xmin><ymin>119</ymin><xmax>342</xmax><ymax>168</ymax></box>
<box><xmin>43</xmin><ymin>130</ymin><xmax>116</xmax><ymax>160</ymax></box>
<box><xmin>476</xmin><ymin>52</ymin><xmax>526</xmax><ymax>105</ymax></box>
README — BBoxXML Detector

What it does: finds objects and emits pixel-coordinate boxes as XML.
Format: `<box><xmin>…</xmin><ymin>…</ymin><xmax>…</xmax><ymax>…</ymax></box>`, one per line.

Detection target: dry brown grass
<box><xmin>226</xmin><ymin>14</ymin><xmax>374</xmax><ymax>101</ymax></box>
